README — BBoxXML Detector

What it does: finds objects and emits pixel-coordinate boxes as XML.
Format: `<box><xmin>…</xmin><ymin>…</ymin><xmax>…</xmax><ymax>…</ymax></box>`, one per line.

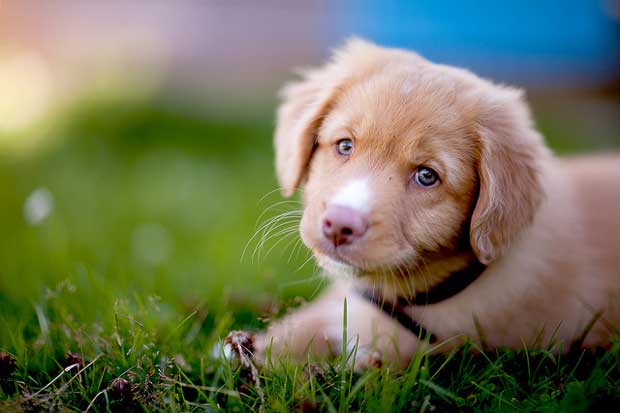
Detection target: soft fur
<box><xmin>245</xmin><ymin>39</ymin><xmax>620</xmax><ymax>369</ymax></box>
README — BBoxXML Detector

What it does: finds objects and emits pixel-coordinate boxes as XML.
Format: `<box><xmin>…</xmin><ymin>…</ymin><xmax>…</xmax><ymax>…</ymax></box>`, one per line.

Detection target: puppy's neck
<box><xmin>356</xmin><ymin>252</ymin><xmax>480</xmax><ymax>304</ymax></box>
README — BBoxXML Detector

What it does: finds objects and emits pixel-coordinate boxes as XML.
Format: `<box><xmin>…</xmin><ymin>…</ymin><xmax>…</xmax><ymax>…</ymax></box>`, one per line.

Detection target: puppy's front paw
<box><xmin>353</xmin><ymin>349</ymin><xmax>382</xmax><ymax>371</ymax></box>
<box><xmin>224</xmin><ymin>330</ymin><xmax>256</xmax><ymax>368</ymax></box>
<box><xmin>220</xmin><ymin>330</ymin><xmax>266</xmax><ymax>401</ymax></box>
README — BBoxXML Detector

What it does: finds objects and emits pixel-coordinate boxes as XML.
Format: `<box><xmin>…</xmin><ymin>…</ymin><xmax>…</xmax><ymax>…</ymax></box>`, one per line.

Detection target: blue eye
<box><xmin>414</xmin><ymin>167</ymin><xmax>439</xmax><ymax>187</ymax></box>
<box><xmin>336</xmin><ymin>139</ymin><xmax>353</xmax><ymax>156</ymax></box>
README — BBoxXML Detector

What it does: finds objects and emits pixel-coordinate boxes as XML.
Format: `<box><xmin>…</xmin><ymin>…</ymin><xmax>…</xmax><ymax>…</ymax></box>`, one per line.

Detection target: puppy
<box><xmin>232</xmin><ymin>39</ymin><xmax>620</xmax><ymax>369</ymax></box>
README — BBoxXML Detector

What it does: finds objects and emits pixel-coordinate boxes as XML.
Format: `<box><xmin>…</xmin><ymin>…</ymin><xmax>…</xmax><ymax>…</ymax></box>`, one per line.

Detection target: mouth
<box><xmin>314</xmin><ymin>241</ymin><xmax>387</xmax><ymax>278</ymax></box>
<box><xmin>316</xmin><ymin>241</ymin><xmax>357</xmax><ymax>266</ymax></box>
<box><xmin>315</xmin><ymin>252</ymin><xmax>358</xmax><ymax>277</ymax></box>
<box><xmin>313</xmin><ymin>239</ymin><xmax>418</xmax><ymax>278</ymax></box>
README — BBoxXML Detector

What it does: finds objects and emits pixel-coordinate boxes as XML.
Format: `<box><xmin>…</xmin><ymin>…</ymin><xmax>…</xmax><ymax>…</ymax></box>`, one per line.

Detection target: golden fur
<box><xmin>249</xmin><ymin>39</ymin><xmax>620</xmax><ymax>369</ymax></box>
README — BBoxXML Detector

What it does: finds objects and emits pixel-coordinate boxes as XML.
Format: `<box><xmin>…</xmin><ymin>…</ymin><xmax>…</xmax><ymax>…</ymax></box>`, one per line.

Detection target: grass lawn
<box><xmin>1</xmin><ymin>97</ymin><xmax>619</xmax><ymax>412</ymax></box>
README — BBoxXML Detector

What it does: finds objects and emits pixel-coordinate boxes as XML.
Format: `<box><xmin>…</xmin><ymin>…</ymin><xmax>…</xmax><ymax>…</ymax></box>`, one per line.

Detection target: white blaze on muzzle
<box><xmin>330</xmin><ymin>178</ymin><xmax>372</xmax><ymax>213</ymax></box>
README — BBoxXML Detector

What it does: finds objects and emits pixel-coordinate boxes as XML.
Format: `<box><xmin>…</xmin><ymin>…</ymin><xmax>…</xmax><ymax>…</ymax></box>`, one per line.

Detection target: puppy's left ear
<box><xmin>470</xmin><ymin>87</ymin><xmax>546</xmax><ymax>264</ymax></box>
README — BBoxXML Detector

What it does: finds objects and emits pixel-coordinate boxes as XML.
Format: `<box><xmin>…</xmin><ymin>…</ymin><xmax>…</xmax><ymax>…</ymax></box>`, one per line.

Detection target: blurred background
<box><xmin>0</xmin><ymin>0</ymin><xmax>618</xmax><ymax>352</ymax></box>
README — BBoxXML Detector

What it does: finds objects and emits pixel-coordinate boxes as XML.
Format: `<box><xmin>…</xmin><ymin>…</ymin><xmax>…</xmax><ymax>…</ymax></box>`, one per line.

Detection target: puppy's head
<box><xmin>275</xmin><ymin>39</ymin><xmax>545</xmax><ymax>290</ymax></box>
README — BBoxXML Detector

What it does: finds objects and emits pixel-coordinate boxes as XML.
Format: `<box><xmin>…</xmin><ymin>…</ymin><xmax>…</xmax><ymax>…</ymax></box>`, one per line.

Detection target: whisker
<box><xmin>396</xmin><ymin>266</ymin><xmax>412</xmax><ymax>306</ymax></box>
<box><xmin>241</xmin><ymin>210</ymin><xmax>302</xmax><ymax>262</ymax></box>
<box><xmin>281</xmin><ymin>235</ymin><xmax>302</xmax><ymax>262</ymax></box>
<box><xmin>255</xmin><ymin>200</ymin><xmax>303</xmax><ymax>227</ymax></box>
<box><xmin>253</xmin><ymin>222</ymin><xmax>300</xmax><ymax>263</ymax></box>
<box><xmin>309</xmin><ymin>264</ymin><xmax>326</xmax><ymax>300</ymax></box>
<box><xmin>257</xmin><ymin>187</ymin><xmax>286</xmax><ymax>204</ymax></box>
<box><xmin>379</xmin><ymin>271</ymin><xmax>385</xmax><ymax>306</ymax></box>
<box><xmin>259</xmin><ymin>228</ymin><xmax>300</xmax><ymax>262</ymax></box>
<box><xmin>417</xmin><ymin>255</ymin><xmax>433</xmax><ymax>301</ymax></box>
<box><xmin>244</xmin><ymin>218</ymin><xmax>298</xmax><ymax>263</ymax></box>
<box><xmin>257</xmin><ymin>187</ymin><xmax>304</xmax><ymax>204</ymax></box>
<box><xmin>295</xmin><ymin>253</ymin><xmax>315</xmax><ymax>273</ymax></box>
<box><xmin>279</xmin><ymin>273</ymin><xmax>324</xmax><ymax>288</ymax></box>
<box><xmin>287</xmin><ymin>238</ymin><xmax>306</xmax><ymax>264</ymax></box>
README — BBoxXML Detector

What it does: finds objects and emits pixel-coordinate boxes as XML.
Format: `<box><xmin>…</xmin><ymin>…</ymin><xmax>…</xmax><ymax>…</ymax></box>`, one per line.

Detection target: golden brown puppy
<box><xmin>231</xmin><ymin>38</ymin><xmax>620</xmax><ymax>369</ymax></box>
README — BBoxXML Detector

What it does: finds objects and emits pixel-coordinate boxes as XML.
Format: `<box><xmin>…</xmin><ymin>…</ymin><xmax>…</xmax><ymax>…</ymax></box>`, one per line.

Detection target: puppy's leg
<box><xmin>249</xmin><ymin>281</ymin><xmax>420</xmax><ymax>370</ymax></box>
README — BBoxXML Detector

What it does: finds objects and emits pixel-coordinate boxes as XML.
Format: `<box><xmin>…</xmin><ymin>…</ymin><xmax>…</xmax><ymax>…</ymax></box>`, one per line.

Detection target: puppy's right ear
<box><xmin>274</xmin><ymin>71</ymin><xmax>344</xmax><ymax>197</ymax></box>
<box><xmin>274</xmin><ymin>37</ymin><xmax>378</xmax><ymax>197</ymax></box>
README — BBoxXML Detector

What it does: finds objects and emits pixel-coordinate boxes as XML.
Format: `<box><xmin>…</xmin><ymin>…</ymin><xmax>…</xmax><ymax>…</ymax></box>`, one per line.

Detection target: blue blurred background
<box><xmin>332</xmin><ymin>0</ymin><xmax>619</xmax><ymax>89</ymax></box>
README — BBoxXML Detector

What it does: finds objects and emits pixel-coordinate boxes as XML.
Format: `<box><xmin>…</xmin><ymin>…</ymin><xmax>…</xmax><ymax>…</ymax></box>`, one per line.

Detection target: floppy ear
<box><xmin>274</xmin><ymin>74</ymin><xmax>339</xmax><ymax>197</ymax></box>
<box><xmin>470</xmin><ymin>88</ymin><xmax>545</xmax><ymax>264</ymax></box>
<box><xmin>274</xmin><ymin>37</ymin><xmax>378</xmax><ymax>197</ymax></box>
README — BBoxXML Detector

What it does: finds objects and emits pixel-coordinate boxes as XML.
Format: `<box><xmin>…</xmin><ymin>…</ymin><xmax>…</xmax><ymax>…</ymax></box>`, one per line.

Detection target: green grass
<box><xmin>1</xmin><ymin>97</ymin><xmax>620</xmax><ymax>412</ymax></box>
